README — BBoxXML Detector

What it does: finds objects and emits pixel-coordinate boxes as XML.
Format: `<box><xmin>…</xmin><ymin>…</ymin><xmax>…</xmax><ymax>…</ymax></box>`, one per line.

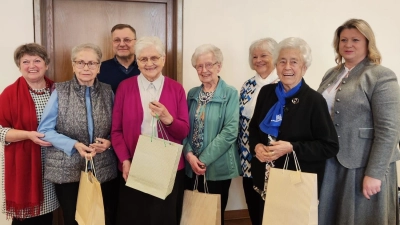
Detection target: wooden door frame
<box><xmin>33</xmin><ymin>0</ymin><xmax>183</xmax><ymax>82</ymax></box>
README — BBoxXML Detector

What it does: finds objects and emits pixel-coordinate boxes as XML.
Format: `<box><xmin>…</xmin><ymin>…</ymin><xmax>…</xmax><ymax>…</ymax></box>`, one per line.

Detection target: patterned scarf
<box><xmin>0</xmin><ymin>76</ymin><xmax>53</xmax><ymax>218</ymax></box>
<box><xmin>259</xmin><ymin>81</ymin><xmax>302</xmax><ymax>137</ymax></box>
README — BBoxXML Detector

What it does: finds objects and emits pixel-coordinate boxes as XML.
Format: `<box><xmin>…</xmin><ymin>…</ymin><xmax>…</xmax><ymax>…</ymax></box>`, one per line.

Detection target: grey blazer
<box><xmin>317</xmin><ymin>58</ymin><xmax>400</xmax><ymax>180</ymax></box>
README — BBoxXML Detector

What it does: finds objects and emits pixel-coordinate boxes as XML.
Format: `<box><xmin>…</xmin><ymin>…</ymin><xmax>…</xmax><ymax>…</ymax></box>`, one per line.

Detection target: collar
<box><xmin>255</xmin><ymin>69</ymin><xmax>279</xmax><ymax>86</ymax></box>
<box><xmin>113</xmin><ymin>55</ymin><xmax>137</xmax><ymax>68</ymax></box>
<box><xmin>138</xmin><ymin>73</ymin><xmax>164</xmax><ymax>91</ymax></box>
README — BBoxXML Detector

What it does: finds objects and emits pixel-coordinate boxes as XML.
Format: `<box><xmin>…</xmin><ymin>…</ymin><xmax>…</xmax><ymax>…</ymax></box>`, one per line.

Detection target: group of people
<box><xmin>0</xmin><ymin>18</ymin><xmax>398</xmax><ymax>225</ymax></box>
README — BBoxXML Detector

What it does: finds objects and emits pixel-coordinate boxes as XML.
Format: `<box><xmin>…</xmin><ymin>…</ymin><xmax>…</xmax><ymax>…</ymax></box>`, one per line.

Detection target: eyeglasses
<box><xmin>73</xmin><ymin>61</ymin><xmax>100</xmax><ymax>69</ymax></box>
<box><xmin>113</xmin><ymin>38</ymin><xmax>136</xmax><ymax>45</ymax></box>
<box><xmin>138</xmin><ymin>56</ymin><xmax>162</xmax><ymax>64</ymax></box>
<box><xmin>195</xmin><ymin>62</ymin><xmax>218</xmax><ymax>72</ymax></box>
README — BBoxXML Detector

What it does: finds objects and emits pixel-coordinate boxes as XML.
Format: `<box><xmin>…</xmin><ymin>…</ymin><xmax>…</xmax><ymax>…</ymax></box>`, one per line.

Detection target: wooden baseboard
<box><xmin>224</xmin><ymin>209</ymin><xmax>250</xmax><ymax>220</ymax></box>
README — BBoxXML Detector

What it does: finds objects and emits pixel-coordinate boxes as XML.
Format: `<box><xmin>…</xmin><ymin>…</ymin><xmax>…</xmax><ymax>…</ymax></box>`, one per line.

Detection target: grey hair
<box><xmin>273</xmin><ymin>37</ymin><xmax>312</xmax><ymax>68</ymax></box>
<box><xmin>135</xmin><ymin>36</ymin><xmax>166</xmax><ymax>57</ymax></box>
<box><xmin>71</xmin><ymin>43</ymin><xmax>102</xmax><ymax>62</ymax></box>
<box><xmin>248</xmin><ymin>38</ymin><xmax>278</xmax><ymax>70</ymax></box>
<box><xmin>191</xmin><ymin>44</ymin><xmax>223</xmax><ymax>67</ymax></box>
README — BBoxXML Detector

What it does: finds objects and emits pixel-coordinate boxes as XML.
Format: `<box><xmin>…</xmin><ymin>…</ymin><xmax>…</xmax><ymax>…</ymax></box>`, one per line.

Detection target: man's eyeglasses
<box><xmin>113</xmin><ymin>38</ymin><xmax>135</xmax><ymax>45</ymax></box>
<box><xmin>73</xmin><ymin>61</ymin><xmax>100</xmax><ymax>70</ymax></box>
<box><xmin>195</xmin><ymin>62</ymin><xmax>218</xmax><ymax>72</ymax></box>
<box><xmin>138</xmin><ymin>56</ymin><xmax>162</xmax><ymax>64</ymax></box>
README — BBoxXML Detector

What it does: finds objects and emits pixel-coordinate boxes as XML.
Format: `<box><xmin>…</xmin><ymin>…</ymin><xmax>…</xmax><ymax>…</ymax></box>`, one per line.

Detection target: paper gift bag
<box><xmin>75</xmin><ymin>159</ymin><xmax>105</xmax><ymax>225</ymax></box>
<box><xmin>262</xmin><ymin>152</ymin><xmax>318</xmax><ymax>225</ymax></box>
<box><xmin>126</xmin><ymin>134</ymin><xmax>183</xmax><ymax>199</ymax></box>
<box><xmin>180</xmin><ymin>180</ymin><xmax>221</xmax><ymax>225</ymax></box>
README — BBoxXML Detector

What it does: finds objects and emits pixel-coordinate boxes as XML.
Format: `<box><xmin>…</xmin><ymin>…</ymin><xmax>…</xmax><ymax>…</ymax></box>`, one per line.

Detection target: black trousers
<box><xmin>184</xmin><ymin>174</ymin><xmax>232</xmax><ymax>225</ymax></box>
<box><xmin>55</xmin><ymin>177</ymin><xmax>119</xmax><ymax>225</ymax></box>
<box><xmin>12</xmin><ymin>212</ymin><xmax>53</xmax><ymax>225</ymax></box>
<box><xmin>116</xmin><ymin>169</ymin><xmax>185</xmax><ymax>225</ymax></box>
<box><xmin>242</xmin><ymin>177</ymin><xmax>260</xmax><ymax>225</ymax></box>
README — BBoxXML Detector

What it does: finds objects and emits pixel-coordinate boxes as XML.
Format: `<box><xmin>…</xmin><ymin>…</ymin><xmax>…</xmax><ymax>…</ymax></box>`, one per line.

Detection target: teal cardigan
<box><xmin>183</xmin><ymin>77</ymin><xmax>241</xmax><ymax>181</ymax></box>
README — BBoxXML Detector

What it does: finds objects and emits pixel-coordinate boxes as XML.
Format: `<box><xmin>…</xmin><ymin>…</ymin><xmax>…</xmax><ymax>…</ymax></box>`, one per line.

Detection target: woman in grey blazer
<box><xmin>317</xmin><ymin>18</ymin><xmax>400</xmax><ymax>225</ymax></box>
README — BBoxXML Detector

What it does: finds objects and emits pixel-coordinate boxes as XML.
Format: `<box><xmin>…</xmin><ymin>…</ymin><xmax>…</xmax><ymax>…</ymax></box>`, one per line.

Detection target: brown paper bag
<box><xmin>126</xmin><ymin>134</ymin><xmax>183</xmax><ymax>199</ymax></box>
<box><xmin>75</xmin><ymin>159</ymin><xmax>105</xmax><ymax>225</ymax></box>
<box><xmin>262</xmin><ymin>152</ymin><xmax>318</xmax><ymax>225</ymax></box>
<box><xmin>180</xmin><ymin>177</ymin><xmax>221</xmax><ymax>225</ymax></box>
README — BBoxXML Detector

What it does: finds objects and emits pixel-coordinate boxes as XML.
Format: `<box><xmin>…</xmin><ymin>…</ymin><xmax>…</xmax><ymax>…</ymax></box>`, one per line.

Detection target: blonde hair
<box><xmin>333</xmin><ymin>18</ymin><xmax>381</xmax><ymax>67</ymax></box>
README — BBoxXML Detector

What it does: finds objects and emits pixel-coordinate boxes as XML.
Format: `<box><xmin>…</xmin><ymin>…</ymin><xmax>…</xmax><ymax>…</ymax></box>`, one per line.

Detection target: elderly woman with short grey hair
<box><xmin>248</xmin><ymin>37</ymin><xmax>339</xmax><ymax>224</ymax></box>
<box><xmin>111</xmin><ymin>36</ymin><xmax>189</xmax><ymax>225</ymax></box>
<box><xmin>238</xmin><ymin>37</ymin><xmax>278</xmax><ymax>225</ymax></box>
<box><xmin>183</xmin><ymin>44</ymin><xmax>241</xmax><ymax>225</ymax></box>
<box><xmin>38</xmin><ymin>43</ymin><xmax>118</xmax><ymax>225</ymax></box>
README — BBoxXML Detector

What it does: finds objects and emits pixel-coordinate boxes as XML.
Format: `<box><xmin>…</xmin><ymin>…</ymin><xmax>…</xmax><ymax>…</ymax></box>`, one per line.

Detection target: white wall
<box><xmin>182</xmin><ymin>0</ymin><xmax>400</xmax><ymax>210</ymax></box>
<box><xmin>0</xmin><ymin>0</ymin><xmax>34</xmax><ymax>223</ymax></box>
<box><xmin>0</xmin><ymin>0</ymin><xmax>399</xmax><ymax>218</ymax></box>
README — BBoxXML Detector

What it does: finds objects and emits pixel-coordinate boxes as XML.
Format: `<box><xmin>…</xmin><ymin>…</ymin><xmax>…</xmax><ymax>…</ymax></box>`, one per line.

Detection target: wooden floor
<box><xmin>225</xmin><ymin>218</ymin><xmax>252</xmax><ymax>225</ymax></box>
<box><xmin>224</xmin><ymin>209</ymin><xmax>252</xmax><ymax>225</ymax></box>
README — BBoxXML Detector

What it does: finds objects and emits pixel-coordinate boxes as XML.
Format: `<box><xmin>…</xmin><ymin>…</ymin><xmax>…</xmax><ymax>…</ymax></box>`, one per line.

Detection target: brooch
<box><xmin>291</xmin><ymin>98</ymin><xmax>299</xmax><ymax>104</ymax></box>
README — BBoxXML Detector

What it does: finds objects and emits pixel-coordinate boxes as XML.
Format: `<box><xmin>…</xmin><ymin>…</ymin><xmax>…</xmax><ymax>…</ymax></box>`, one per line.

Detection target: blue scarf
<box><xmin>259</xmin><ymin>81</ymin><xmax>302</xmax><ymax>137</ymax></box>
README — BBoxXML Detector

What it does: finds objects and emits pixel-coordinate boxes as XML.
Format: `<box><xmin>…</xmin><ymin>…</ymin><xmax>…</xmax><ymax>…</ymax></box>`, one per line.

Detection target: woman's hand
<box><xmin>266</xmin><ymin>140</ymin><xmax>293</xmax><ymax>161</ymax></box>
<box><xmin>89</xmin><ymin>138</ymin><xmax>111</xmax><ymax>153</ymax></box>
<box><xmin>186</xmin><ymin>152</ymin><xmax>206</xmax><ymax>175</ymax></box>
<box><xmin>255</xmin><ymin>143</ymin><xmax>270</xmax><ymax>162</ymax></box>
<box><xmin>363</xmin><ymin>175</ymin><xmax>381</xmax><ymax>199</ymax></box>
<box><xmin>149</xmin><ymin>101</ymin><xmax>174</xmax><ymax>126</ymax></box>
<box><xmin>28</xmin><ymin>131</ymin><xmax>52</xmax><ymax>147</ymax></box>
<box><xmin>122</xmin><ymin>160</ymin><xmax>131</xmax><ymax>182</ymax></box>
<box><xmin>74</xmin><ymin>142</ymin><xmax>96</xmax><ymax>158</ymax></box>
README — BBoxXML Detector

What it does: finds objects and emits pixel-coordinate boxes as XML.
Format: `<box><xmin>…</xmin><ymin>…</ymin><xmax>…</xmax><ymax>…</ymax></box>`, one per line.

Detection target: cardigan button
<box><xmin>335</xmin><ymin>111</ymin><xmax>339</xmax><ymax>114</ymax></box>
<box><xmin>336</xmin><ymin>99</ymin><xmax>340</xmax><ymax>102</ymax></box>
<box><xmin>342</xmin><ymin>81</ymin><xmax>346</xmax><ymax>84</ymax></box>
<box><xmin>338</xmin><ymin>88</ymin><xmax>342</xmax><ymax>91</ymax></box>
<box><xmin>335</xmin><ymin>123</ymin><xmax>339</xmax><ymax>126</ymax></box>
<box><xmin>338</xmin><ymin>135</ymin><xmax>340</xmax><ymax>138</ymax></box>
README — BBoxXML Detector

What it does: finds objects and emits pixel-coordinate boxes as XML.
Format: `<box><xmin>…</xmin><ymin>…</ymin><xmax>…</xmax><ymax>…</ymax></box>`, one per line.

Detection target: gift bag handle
<box><xmin>283</xmin><ymin>150</ymin><xmax>301</xmax><ymax>172</ymax></box>
<box><xmin>193</xmin><ymin>175</ymin><xmax>209</xmax><ymax>193</ymax></box>
<box><xmin>85</xmin><ymin>156</ymin><xmax>97</xmax><ymax>178</ymax></box>
<box><xmin>150</xmin><ymin>115</ymin><xmax>170</xmax><ymax>146</ymax></box>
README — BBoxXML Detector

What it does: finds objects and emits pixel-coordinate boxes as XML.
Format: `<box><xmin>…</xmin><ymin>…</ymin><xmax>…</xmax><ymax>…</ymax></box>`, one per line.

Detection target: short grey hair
<box><xmin>273</xmin><ymin>37</ymin><xmax>312</xmax><ymax>68</ymax></box>
<box><xmin>71</xmin><ymin>43</ymin><xmax>102</xmax><ymax>62</ymax></box>
<box><xmin>191</xmin><ymin>44</ymin><xmax>223</xmax><ymax>67</ymax></box>
<box><xmin>248</xmin><ymin>38</ymin><xmax>278</xmax><ymax>70</ymax></box>
<box><xmin>135</xmin><ymin>36</ymin><xmax>166</xmax><ymax>57</ymax></box>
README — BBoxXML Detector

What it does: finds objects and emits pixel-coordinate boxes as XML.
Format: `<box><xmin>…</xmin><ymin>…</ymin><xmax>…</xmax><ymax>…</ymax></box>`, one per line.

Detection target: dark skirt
<box><xmin>116</xmin><ymin>169</ymin><xmax>185</xmax><ymax>225</ymax></box>
<box><xmin>318</xmin><ymin>157</ymin><xmax>399</xmax><ymax>225</ymax></box>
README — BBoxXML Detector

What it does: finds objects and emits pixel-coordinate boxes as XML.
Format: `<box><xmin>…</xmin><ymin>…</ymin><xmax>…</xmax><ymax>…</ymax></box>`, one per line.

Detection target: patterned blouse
<box><xmin>191</xmin><ymin>89</ymin><xmax>214</xmax><ymax>156</ymax></box>
<box><xmin>238</xmin><ymin>72</ymin><xmax>278</xmax><ymax>178</ymax></box>
<box><xmin>0</xmin><ymin>88</ymin><xmax>59</xmax><ymax>218</ymax></box>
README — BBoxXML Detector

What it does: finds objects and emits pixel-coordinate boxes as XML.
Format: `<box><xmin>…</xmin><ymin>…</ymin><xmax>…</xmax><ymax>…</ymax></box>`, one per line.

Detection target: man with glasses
<box><xmin>98</xmin><ymin>24</ymin><xmax>140</xmax><ymax>93</ymax></box>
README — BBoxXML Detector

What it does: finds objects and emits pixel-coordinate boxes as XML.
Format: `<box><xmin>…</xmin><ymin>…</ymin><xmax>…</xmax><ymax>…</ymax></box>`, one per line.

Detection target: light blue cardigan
<box><xmin>183</xmin><ymin>77</ymin><xmax>241</xmax><ymax>181</ymax></box>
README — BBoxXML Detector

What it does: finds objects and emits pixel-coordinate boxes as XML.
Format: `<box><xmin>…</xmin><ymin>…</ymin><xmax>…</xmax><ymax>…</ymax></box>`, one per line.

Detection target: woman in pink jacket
<box><xmin>111</xmin><ymin>36</ymin><xmax>189</xmax><ymax>225</ymax></box>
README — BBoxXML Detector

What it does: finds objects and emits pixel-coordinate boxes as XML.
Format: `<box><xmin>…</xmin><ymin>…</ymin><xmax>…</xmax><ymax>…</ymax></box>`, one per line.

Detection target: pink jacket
<box><xmin>111</xmin><ymin>76</ymin><xmax>190</xmax><ymax>171</ymax></box>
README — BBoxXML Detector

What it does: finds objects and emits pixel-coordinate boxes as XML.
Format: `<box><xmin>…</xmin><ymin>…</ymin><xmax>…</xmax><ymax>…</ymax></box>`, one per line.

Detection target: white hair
<box><xmin>191</xmin><ymin>44</ymin><xmax>223</xmax><ymax>67</ymax></box>
<box><xmin>135</xmin><ymin>36</ymin><xmax>166</xmax><ymax>57</ymax></box>
<box><xmin>273</xmin><ymin>37</ymin><xmax>312</xmax><ymax>68</ymax></box>
<box><xmin>248</xmin><ymin>38</ymin><xmax>278</xmax><ymax>70</ymax></box>
<box><xmin>71</xmin><ymin>43</ymin><xmax>102</xmax><ymax>62</ymax></box>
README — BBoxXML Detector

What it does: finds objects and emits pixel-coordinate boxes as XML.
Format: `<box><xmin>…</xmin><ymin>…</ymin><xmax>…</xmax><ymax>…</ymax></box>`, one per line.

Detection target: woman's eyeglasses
<box><xmin>73</xmin><ymin>61</ymin><xmax>100</xmax><ymax>70</ymax></box>
<box><xmin>195</xmin><ymin>62</ymin><xmax>218</xmax><ymax>72</ymax></box>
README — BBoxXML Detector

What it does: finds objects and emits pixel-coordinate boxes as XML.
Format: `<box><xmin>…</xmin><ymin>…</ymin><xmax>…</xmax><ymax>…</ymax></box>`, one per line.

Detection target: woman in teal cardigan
<box><xmin>183</xmin><ymin>44</ymin><xmax>241</xmax><ymax>225</ymax></box>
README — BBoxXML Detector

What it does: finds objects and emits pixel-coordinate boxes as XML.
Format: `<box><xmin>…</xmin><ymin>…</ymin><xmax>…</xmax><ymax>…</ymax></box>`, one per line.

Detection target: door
<box><xmin>33</xmin><ymin>0</ymin><xmax>183</xmax><ymax>83</ymax></box>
